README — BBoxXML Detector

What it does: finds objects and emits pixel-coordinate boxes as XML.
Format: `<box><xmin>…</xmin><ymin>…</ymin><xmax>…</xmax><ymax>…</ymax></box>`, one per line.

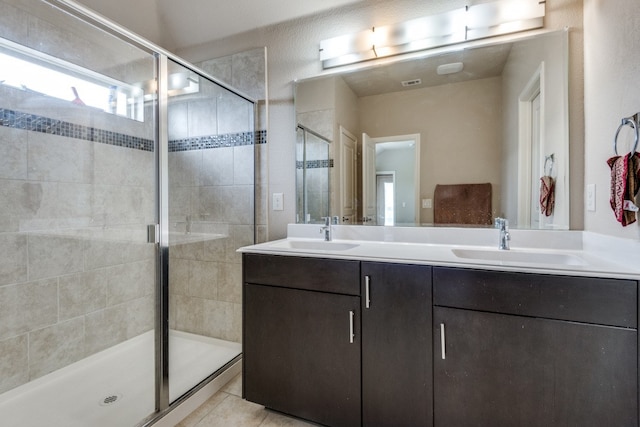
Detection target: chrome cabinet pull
<box><xmin>349</xmin><ymin>311</ymin><xmax>355</xmax><ymax>343</ymax></box>
<box><xmin>365</xmin><ymin>275</ymin><xmax>371</xmax><ymax>308</ymax></box>
<box><xmin>440</xmin><ymin>323</ymin><xmax>446</xmax><ymax>360</ymax></box>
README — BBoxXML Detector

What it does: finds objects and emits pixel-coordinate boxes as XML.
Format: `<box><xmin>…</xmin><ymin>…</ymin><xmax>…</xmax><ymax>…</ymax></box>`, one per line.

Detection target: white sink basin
<box><xmin>270</xmin><ymin>240</ymin><xmax>359</xmax><ymax>251</ymax></box>
<box><xmin>452</xmin><ymin>248</ymin><xmax>588</xmax><ymax>266</ymax></box>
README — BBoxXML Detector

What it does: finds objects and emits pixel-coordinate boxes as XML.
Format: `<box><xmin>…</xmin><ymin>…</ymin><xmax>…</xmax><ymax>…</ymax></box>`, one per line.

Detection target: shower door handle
<box><xmin>147</xmin><ymin>224</ymin><xmax>159</xmax><ymax>244</ymax></box>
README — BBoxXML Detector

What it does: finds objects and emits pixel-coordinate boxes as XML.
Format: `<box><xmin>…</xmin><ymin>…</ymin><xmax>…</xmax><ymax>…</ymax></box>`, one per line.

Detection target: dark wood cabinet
<box><xmin>433</xmin><ymin>267</ymin><xmax>638</xmax><ymax>427</ymax></box>
<box><xmin>361</xmin><ymin>262</ymin><xmax>433</xmax><ymax>427</ymax></box>
<box><xmin>243</xmin><ymin>254</ymin><xmax>361</xmax><ymax>427</ymax></box>
<box><xmin>242</xmin><ymin>254</ymin><xmax>639</xmax><ymax>427</ymax></box>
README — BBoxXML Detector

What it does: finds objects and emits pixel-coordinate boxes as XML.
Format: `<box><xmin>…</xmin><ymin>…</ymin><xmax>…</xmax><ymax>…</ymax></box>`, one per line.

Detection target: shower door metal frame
<box><xmin>41</xmin><ymin>1</ymin><xmax>256</xmax><ymax>425</ymax></box>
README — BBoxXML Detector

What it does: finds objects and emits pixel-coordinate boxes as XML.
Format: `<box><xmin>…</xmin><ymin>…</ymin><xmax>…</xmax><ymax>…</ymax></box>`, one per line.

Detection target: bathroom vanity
<box><xmin>240</xmin><ymin>227</ymin><xmax>640</xmax><ymax>427</ymax></box>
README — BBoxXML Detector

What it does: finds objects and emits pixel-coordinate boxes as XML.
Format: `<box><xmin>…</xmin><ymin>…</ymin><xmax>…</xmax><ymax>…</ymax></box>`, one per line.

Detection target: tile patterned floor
<box><xmin>177</xmin><ymin>374</ymin><xmax>320</xmax><ymax>427</ymax></box>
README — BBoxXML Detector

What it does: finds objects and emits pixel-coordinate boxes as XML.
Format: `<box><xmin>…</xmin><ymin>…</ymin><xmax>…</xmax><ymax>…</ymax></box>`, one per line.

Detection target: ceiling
<box><xmin>75</xmin><ymin>0</ymin><xmax>363</xmax><ymax>51</ymax></box>
<box><xmin>339</xmin><ymin>42</ymin><xmax>514</xmax><ymax>98</ymax></box>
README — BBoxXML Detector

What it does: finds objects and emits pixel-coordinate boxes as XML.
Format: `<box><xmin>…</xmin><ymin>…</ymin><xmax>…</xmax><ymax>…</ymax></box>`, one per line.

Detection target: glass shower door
<box><xmin>165</xmin><ymin>59</ymin><xmax>253</xmax><ymax>402</ymax></box>
<box><xmin>0</xmin><ymin>1</ymin><xmax>158</xmax><ymax>424</ymax></box>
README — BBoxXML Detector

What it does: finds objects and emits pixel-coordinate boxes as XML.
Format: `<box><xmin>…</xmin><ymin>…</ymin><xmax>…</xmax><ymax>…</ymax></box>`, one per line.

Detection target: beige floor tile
<box><xmin>194</xmin><ymin>394</ymin><xmax>267</xmax><ymax>427</ymax></box>
<box><xmin>176</xmin><ymin>392</ymin><xmax>229</xmax><ymax>427</ymax></box>
<box><xmin>221</xmin><ymin>373</ymin><xmax>242</xmax><ymax>397</ymax></box>
<box><xmin>179</xmin><ymin>374</ymin><xmax>318</xmax><ymax>427</ymax></box>
<box><xmin>259</xmin><ymin>411</ymin><xmax>320</xmax><ymax>427</ymax></box>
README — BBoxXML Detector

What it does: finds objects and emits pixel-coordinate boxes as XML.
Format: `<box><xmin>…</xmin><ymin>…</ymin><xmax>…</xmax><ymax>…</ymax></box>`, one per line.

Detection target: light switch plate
<box><xmin>586</xmin><ymin>184</ymin><xmax>596</xmax><ymax>211</ymax></box>
<box><xmin>421</xmin><ymin>198</ymin><xmax>433</xmax><ymax>209</ymax></box>
<box><xmin>273</xmin><ymin>193</ymin><xmax>284</xmax><ymax>211</ymax></box>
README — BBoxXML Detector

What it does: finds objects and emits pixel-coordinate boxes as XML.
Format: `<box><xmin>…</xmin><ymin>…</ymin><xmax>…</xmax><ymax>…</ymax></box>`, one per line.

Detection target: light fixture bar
<box><xmin>319</xmin><ymin>0</ymin><xmax>545</xmax><ymax>69</ymax></box>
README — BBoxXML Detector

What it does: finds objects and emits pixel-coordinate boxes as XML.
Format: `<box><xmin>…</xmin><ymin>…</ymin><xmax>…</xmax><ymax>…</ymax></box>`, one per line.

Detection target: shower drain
<box><xmin>99</xmin><ymin>393</ymin><xmax>123</xmax><ymax>406</ymax></box>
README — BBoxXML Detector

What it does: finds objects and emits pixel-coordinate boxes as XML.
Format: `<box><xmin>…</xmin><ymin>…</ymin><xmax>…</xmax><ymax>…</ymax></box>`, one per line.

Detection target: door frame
<box><xmin>517</xmin><ymin>62</ymin><xmax>545</xmax><ymax>228</ymax></box>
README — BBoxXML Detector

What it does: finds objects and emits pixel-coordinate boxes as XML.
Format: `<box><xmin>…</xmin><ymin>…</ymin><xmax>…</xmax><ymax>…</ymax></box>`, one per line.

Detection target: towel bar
<box><xmin>614</xmin><ymin>113</ymin><xmax>639</xmax><ymax>156</ymax></box>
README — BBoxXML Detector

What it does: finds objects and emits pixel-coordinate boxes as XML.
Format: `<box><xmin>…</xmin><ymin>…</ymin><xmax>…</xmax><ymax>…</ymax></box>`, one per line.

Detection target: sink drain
<box><xmin>99</xmin><ymin>393</ymin><xmax>123</xmax><ymax>406</ymax></box>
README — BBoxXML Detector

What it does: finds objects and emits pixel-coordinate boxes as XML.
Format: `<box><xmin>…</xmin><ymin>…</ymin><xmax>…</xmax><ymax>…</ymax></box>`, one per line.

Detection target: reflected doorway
<box><xmin>362</xmin><ymin>133</ymin><xmax>421</xmax><ymax>225</ymax></box>
<box><xmin>376</xmin><ymin>173</ymin><xmax>395</xmax><ymax>226</ymax></box>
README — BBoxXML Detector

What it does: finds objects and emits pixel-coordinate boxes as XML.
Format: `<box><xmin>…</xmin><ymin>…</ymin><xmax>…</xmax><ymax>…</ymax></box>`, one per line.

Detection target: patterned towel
<box><xmin>539</xmin><ymin>176</ymin><xmax>555</xmax><ymax>216</ymax></box>
<box><xmin>607</xmin><ymin>152</ymin><xmax>640</xmax><ymax>226</ymax></box>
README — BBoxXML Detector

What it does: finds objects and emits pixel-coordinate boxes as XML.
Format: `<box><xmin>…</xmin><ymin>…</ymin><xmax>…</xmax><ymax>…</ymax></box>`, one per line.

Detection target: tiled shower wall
<box><xmin>166</xmin><ymin>49</ymin><xmax>266</xmax><ymax>344</ymax></box>
<box><xmin>167</xmin><ymin>88</ymin><xmax>255</xmax><ymax>343</ymax></box>
<box><xmin>0</xmin><ymin>0</ymin><xmax>159</xmax><ymax>395</ymax></box>
<box><xmin>0</xmin><ymin>85</ymin><xmax>156</xmax><ymax>395</ymax></box>
<box><xmin>198</xmin><ymin>48</ymin><xmax>268</xmax><ymax>243</ymax></box>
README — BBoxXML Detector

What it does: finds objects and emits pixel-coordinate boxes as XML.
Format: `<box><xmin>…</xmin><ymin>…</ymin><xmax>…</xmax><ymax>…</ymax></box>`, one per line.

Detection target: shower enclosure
<box><xmin>296</xmin><ymin>124</ymin><xmax>330</xmax><ymax>223</ymax></box>
<box><xmin>0</xmin><ymin>0</ymin><xmax>254</xmax><ymax>425</ymax></box>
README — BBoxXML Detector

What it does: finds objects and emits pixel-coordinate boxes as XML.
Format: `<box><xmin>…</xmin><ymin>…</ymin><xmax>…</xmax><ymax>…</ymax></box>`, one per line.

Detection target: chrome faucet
<box><xmin>320</xmin><ymin>217</ymin><xmax>332</xmax><ymax>241</ymax></box>
<box><xmin>494</xmin><ymin>217</ymin><xmax>510</xmax><ymax>250</ymax></box>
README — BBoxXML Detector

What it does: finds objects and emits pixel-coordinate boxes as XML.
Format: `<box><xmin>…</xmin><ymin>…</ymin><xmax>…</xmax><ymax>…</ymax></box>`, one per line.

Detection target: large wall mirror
<box><xmin>295</xmin><ymin>29</ymin><xmax>569</xmax><ymax>229</ymax></box>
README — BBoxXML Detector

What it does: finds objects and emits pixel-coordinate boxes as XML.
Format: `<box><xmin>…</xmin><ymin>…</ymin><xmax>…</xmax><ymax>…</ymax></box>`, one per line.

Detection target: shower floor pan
<box><xmin>0</xmin><ymin>330</ymin><xmax>241</xmax><ymax>427</ymax></box>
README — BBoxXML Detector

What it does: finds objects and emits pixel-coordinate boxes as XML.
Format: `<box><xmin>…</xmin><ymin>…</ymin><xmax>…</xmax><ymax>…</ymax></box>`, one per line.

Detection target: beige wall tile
<box><xmin>27</xmin><ymin>133</ymin><xmax>93</xmax><ymax>183</ymax></box>
<box><xmin>202</xmin><ymin>300</ymin><xmax>234</xmax><ymax>341</ymax></box>
<box><xmin>188</xmin><ymin>260</ymin><xmax>219</xmax><ymax>300</ymax></box>
<box><xmin>188</xmin><ymin>99</ymin><xmax>218</xmax><ymax>137</ymax></box>
<box><xmin>0</xmin><ymin>127</ymin><xmax>28</xmax><ymax>180</ymax></box>
<box><xmin>202</xmin><ymin>147</ymin><xmax>233</xmax><ymax>186</ymax></box>
<box><xmin>0</xmin><ymin>334</ymin><xmax>28</xmax><ymax>394</ymax></box>
<box><xmin>218</xmin><ymin>263</ymin><xmax>241</xmax><ymax>304</ymax></box>
<box><xmin>170</xmin><ymin>257</ymin><xmax>190</xmax><ymax>296</ymax></box>
<box><xmin>0</xmin><ymin>278</ymin><xmax>58</xmax><ymax>341</ymax></box>
<box><xmin>106</xmin><ymin>259</ymin><xmax>154</xmax><ymax>306</ymax></box>
<box><xmin>84</xmin><ymin>239</ymin><xmax>127</xmax><ymax>270</ymax></box>
<box><xmin>174</xmin><ymin>294</ymin><xmax>205</xmax><ymax>335</ymax></box>
<box><xmin>233</xmin><ymin>145</ymin><xmax>254</xmax><ymax>186</ymax></box>
<box><xmin>169</xmin><ymin>150</ymin><xmax>202</xmax><ymax>187</ymax></box>
<box><xmin>59</xmin><ymin>270</ymin><xmax>108</xmax><ymax>321</ymax></box>
<box><xmin>29</xmin><ymin>317</ymin><xmax>84</xmax><ymax>380</ymax></box>
<box><xmin>126</xmin><ymin>295</ymin><xmax>154</xmax><ymax>338</ymax></box>
<box><xmin>0</xmin><ymin>233</ymin><xmax>27</xmax><ymax>286</ymax></box>
<box><xmin>85</xmin><ymin>304</ymin><xmax>128</xmax><ymax>355</ymax></box>
<box><xmin>27</xmin><ymin>235</ymin><xmax>84</xmax><ymax>280</ymax></box>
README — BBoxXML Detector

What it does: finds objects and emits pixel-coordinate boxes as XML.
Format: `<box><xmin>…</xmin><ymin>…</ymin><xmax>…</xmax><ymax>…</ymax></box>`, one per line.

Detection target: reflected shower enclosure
<box><xmin>0</xmin><ymin>0</ymin><xmax>255</xmax><ymax>426</ymax></box>
<box><xmin>296</xmin><ymin>125</ymin><xmax>330</xmax><ymax>224</ymax></box>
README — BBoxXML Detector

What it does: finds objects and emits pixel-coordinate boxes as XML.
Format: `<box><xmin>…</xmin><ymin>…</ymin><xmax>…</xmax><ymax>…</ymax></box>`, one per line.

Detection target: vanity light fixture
<box><xmin>319</xmin><ymin>0</ymin><xmax>545</xmax><ymax>69</ymax></box>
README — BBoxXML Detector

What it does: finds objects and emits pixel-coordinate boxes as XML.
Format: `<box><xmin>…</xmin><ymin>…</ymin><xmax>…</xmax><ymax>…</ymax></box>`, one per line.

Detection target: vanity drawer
<box><xmin>243</xmin><ymin>253</ymin><xmax>360</xmax><ymax>296</ymax></box>
<box><xmin>433</xmin><ymin>267</ymin><xmax>637</xmax><ymax>328</ymax></box>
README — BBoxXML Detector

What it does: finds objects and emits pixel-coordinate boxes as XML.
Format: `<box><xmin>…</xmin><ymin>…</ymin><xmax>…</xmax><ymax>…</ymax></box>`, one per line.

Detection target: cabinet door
<box><xmin>362</xmin><ymin>262</ymin><xmax>432</xmax><ymax>427</ymax></box>
<box><xmin>244</xmin><ymin>284</ymin><xmax>361</xmax><ymax>427</ymax></box>
<box><xmin>434</xmin><ymin>307</ymin><xmax>638</xmax><ymax>427</ymax></box>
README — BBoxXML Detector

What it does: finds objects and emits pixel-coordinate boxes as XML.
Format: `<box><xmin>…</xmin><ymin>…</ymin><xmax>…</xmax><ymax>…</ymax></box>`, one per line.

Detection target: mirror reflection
<box><xmin>295</xmin><ymin>29</ymin><xmax>569</xmax><ymax>229</ymax></box>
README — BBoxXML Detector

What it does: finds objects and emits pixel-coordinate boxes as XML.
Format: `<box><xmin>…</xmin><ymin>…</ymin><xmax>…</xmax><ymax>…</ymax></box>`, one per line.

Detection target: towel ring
<box><xmin>544</xmin><ymin>154</ymin><xmax>554</xmax><ymax>176</ymax></box>
<box><xmin>614</xmin><ymin>116</ymin><xmax>639</xmax><ymax>156</ymax></box>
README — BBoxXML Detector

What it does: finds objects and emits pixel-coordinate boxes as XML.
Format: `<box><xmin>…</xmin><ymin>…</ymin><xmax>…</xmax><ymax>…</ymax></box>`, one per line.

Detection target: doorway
<box><xmin>362</xmin><ymin>133</ymin><xmax>420</xmax><ymax>225</ymax></box>
<box><xmin>376</xmin><ymin>172</ymin><xmax>396</xmax><ymax>226</ymax></box>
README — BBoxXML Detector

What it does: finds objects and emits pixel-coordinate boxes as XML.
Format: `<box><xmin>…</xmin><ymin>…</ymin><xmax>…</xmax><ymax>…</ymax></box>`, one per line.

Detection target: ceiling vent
<box><xmin>401</xmin><ymin>78</ymin><xmax>422</xmax><ymax>87</ymax></box>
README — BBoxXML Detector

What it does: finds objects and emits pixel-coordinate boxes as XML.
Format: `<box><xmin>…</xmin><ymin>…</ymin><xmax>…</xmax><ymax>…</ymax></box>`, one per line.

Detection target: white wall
<box><xmin>583</xmin><ymin>0</ymin><xmax>640</xmax><ymax>239</ymax></box>
<box><xmin>359</xmin><ymin>77</ymin><xmax>503</xmax><ymax>224</ymax></box>
<box><xmin>177</xmin><ymin>0</ymin><xmax>584</xmax><ymax>239</ymax></box>
<box><xmin>501</xmin><ymin>31</ymin><xmax>570</xmax><ymax>229</ymax></box>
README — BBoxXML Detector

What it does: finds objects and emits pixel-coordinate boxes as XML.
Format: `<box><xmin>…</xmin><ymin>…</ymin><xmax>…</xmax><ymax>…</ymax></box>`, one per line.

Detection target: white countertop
<box><xmin>239</xmin><ymin>225</ymin><xmax>640</xmax><ymax>280</ymax></box>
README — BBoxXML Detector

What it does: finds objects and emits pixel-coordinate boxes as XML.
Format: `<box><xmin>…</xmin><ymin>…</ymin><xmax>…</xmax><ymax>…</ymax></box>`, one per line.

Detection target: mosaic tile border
<box><xmin>296</xmin><ymin>159</ymin><xmax>334</xmax><ymax>169</ymax></box>
<box><xmin>168</xmin><ymin>129</ymin><xmax>266</xmax><ymax>152</ymax></box>
<box><xmin>0</xmin><ymin>108</ymin><xmax>267</xmax><ymax>152</ymax></box>
<box><xmin>0</xmin><ymin>108</ymin><xmax>154</xmax><ymax>151</ymax></box>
